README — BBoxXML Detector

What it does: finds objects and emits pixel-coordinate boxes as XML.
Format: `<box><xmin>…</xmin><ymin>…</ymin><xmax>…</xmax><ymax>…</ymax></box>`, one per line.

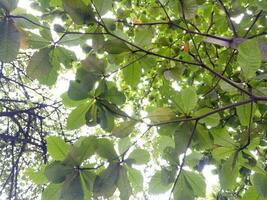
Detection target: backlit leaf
<box><xmin>238</xmin><ymin>39</ymin><xmax>262</xmax><ymax>79</ymax></box>
<box><xmin>253</xmin><ymin>173</ymin><xmax>267</xmax><ymax>198</ymax></box>
<box><xmin>96</xmin><ymin>138</ymin><xmax>117</xmax><ymax>161</ymax></box>
<box><xmin>111</xmin><ymin>120</ymin><xmax>136</xmax><ymax>138</ymax></box>
<box><xmin>27</xmin><ymin>48</ymin><xmax>57</xmax><ymax>86</ymax></box>
<box><xmin>117</xmin><ymin>166</ymin><xmax>132</xmax><ymax>200</ymax></box>
<box><xmin>0</xmin><ymin>20</ymin><xmax>20</xmax><ymax>62</ymax></box>
<box><xmin>148</xmin><ymin>171</ymin><xmax>171</xmax><ymax>194</ymax></box>
<box><xmin>46</xmin><ymin>136</ymin><xmax>69</xmax><ymax>161</ymax></box>
<box><xmin>44</xmin><ymin>161</ymin><xmax>73</xmax><ymax>184</ymax></box>
<box><xmin>127</xmin><ymin>148</ymin><xmax>150</xmax><ymax>165</ymax></box>
<box><xmin>123</xmin><ymin>61</ymin><xmax>142</xmax><ymax>88</ymax></box>
<box><xmin>149</xmin><ymin>107</ymin><xmax>176</xmax><ymax>124</ymax></box>
<box><xmin>93</xmin><ymin>163</ymin><xmax>120</xmax><ymax>197</ymax></box>
<box><xmin>41</xmin><ymin>184</ymin><xmax>62</xmax><ymax>200</ymax></box>
<box><xmin>172</xmin><ymin>88</ymin><xmax>198</xmax><ymax>114</ymax></box>
<box><xmin>63</xmin><ymin>0</ymin><xmax>95</xmax><ymax>25</ymax></box>
<box><xmin>66</xmin><ymin>101</ymin><xmax>92</xmax><ymax>130</ymax></box>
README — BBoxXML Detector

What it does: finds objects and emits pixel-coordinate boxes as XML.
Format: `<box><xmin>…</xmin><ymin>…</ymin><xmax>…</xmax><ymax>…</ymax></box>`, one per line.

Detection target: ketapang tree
<box><xmin>0</xmin><ymin>0</ymin><xmax>267</xmax><ymax>199</ymax></box>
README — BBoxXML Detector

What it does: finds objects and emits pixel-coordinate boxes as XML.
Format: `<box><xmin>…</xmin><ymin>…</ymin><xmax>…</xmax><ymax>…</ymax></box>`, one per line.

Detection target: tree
<box><xmin>0</xmin><ymin>0</ymin><xmax>267</xmax><ymax>199</ymax></box>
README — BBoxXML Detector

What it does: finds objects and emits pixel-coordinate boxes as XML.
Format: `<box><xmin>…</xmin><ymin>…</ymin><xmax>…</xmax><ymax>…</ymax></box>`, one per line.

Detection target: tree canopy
<box><xmin>0</xmin><ymin>0</ymin><xmax>267</xmax><ymax>199</ymax></box>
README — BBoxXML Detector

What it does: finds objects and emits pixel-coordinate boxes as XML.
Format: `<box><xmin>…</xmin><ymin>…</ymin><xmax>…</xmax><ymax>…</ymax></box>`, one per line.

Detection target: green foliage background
<box><xmin>0</xmin><ymin>0</ymin><xmax>267</xmax><ymax>199</ymax></box>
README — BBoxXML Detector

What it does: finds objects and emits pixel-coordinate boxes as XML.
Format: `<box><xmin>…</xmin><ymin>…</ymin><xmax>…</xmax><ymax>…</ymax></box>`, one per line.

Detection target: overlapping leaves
<box><xmin>29</xmin><ymin>136</ymin><xmax>150</xmax><ymax>200</ymax></box>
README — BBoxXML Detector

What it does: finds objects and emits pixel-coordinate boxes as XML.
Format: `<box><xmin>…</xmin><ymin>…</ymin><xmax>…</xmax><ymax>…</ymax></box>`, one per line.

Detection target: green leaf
<box><xmin>25</xmin><ymin>166</ymin><xmax>48</xmax><ymax>185</ymax></box>
<box><xmin>41</xmin><ymin>184</ymin><xmax>62</xmax><ymax>200</ymax></box>
<box><xmin>25</xmin><ymin>32</ymin><xmax>51</xmax><ymax>49</ymax></box>
<box><xmin>85</xmin><ymin>103</ymin><xmax>98</xmax><ymax>126</ymax></box>
<box><xmin>135</xmin><ymin>27</ymin><xmax>153</xmax><ymax>47</ymax></box>
<box><xmin>58</xmin><ymin>34</ymin><xmax>89</xmax><ymax>46</ymax></box>
<box><xmin>184</xmin><ymin>170</ymin><xmax>206</xmax><ymax>197</ymax></box>
<box><xmin>92</xmin><ymin>34</ymin><xmax>104</xmax><ymax>51</ymax></box>
<box><xmin>253</xmin><ymin>173</ymin><xmax>267</xmax><ymax>198</ymax></box>
<box><xmin>236</xmin><ymin>100</ymin><xmax>255</xmax><ymax>126</ymax></box>
<box><xmin>179</xmin><ymin>0</ymin><xmax>198</xmax><ymax>19</ymax></box>
<box><xmin>61</xmin><ymin>93</ymin><xmax>87</xmax><ymax>108</ymax></box>
<box><xmin>172</xmin><ymin>88</ymin><xmax>198</xmax><ymax>114</ymax></box>
<box><xmin>50</xmin><ymin>46</ymin><xmax>76</xmax><ymax>69</ymax></box>
<box><xmin>67</xmin><ymin>81</ymin><xmax>88</xmax><ymax>100</ymax></box>
<box><xmin>118</xmin><ymin>137</ymin><xmax>131</xmax><ymax>154</ymax></box>
<box><xmin>173</xmin><ymin>173</ymin><xmax>194</xmax><ymax>200</ymax></box>
<box><xmin>194</xmin><ymin>125</ymin><xmax>213</xmax><ymax>149</ymax></box>
<box><xmin>148</xmin><ymin>171</ymin><xmax>171</xmax><ymax>194</ymax></box>
<box><xmin>117</xmin><ymin>166</ymin><xmax>132</xmax><ymax>200</ymax></box>
<box><xmin>46</xmin><ymin>136</ymin><xmax>69</xmax><ymax>161</ymax></box>
<box><xmin>149</xmin><ymin>107</ymin><xmax>176</xmax><ymax>124</ymax></box>
<box><xmin>66</xmin><ymin>101</ymin><xmax>92</xmax><ymax>130</ymax></box>
<box><xmin>211</xmin><ymin>127</ymin><xmax>235</xmax><ymax>147</ymax></box>
<box><xmin>62</xmin><ymin>0</ymin><xmax>95</xmax><ymax>25</ymax></box>
<box><xmin>60</xmin><ymin>172</ymin><xmax>83</xmax><ymax>200</ymax></box>
<box><xmin>98</xmin><ymin>105</ymin><xmax>115</xmax><ymax>131</ymax></box>
<box><xmin>67</xmin><ymin>68</ymin><xmax>99</xmax><ymax>100</ymax></box>
<box><xmin>219</xmin><ymin>155</ymin><xmax>239</xmax><ymax>190</ymax></box>
<box><xmin>174</xmin><ymin>122</ymin><xmax>193</xmax><ymax>155</ymax></box>
<box><xmin>0</xmin><ymin>0</ymin><xmax>18</xmax><ymax>11</ymax></box>
<box><xmin>212</xmin><ymin>146</ymin><xmax>235</xmax><ymax>161</ymax></box>
<box><xmin>123</xmin><ymin>61</ymin><xmax>142</xmax><ymax>88</ymax></box>
<box><xmin>93</xmin><ymin>163</ymin><xmax>120</xmax><ymax>197</ymax></box>
<box><xmin>127</xmin><ymin>148</ymin><xmax>150</xmax><ymax>165</ymax></box>
<box><xmin>154</xmin><ymin>135</ymin><xmax>175</xmax><ymax>155</ymax></box>
<box><xmin>99</xmin><ymin>100</ymin><xmax>127</xmax><ymax>117</ymax></box>
<box><xmin>195</xmin><ymin>108</ymin><xmax>220</xmax><ymax>127</ymax></box>
<box><xmin>103</xmin><ymin>39</ymin><xmax>130</xmax><ymax>54</ymax></box>
<box><xmin>93</xmin><ymin>0</ymin><xmax>112</xmax><ymax>15</ymax></box>
<box><xmin>81</xmin><ymin>54</ymin><xmax>106</xmax><ymax>75</ymax></box>
<box><xmin>126</xmin><ymin>166</ymin><xmax>143</xmax><ymax>192</ymax></box>
<box><xmin>96</xmin><ymin>138</ymin><xmax>117</xmax><ymax>161</ymax></box>
<box><xmin>242</xmin><ymin>187</ymin><xmax>267</xmax><ymax>200</ymax></box>
<box><xmin>44</xmin><ymin>161</ymin><xmax>73</xmax><ymax>183</ymax></box>
<box><xmin>161</xmin><ymin>168</ymin><xmax>176</xmax><ymax>186</ymax></box>
<box><xmin>27</xmin><ymin>48</ymin><xmax>58</xmax><ymax>86</ymax></box>
<box><xmin>186</xmin><ymin>151</ymin><xmax>203</xmax><ymax>167</ymax></box>
<box><xmin>257</xmin><ymin>1</ymin><xmax>267</xmax><ymax>12</ymax></box>
<box><xmin>237</xmin><ymin>39</ymin><xmax>262</xmax><ymax>79</ymax></box>
<box><xmin>0</xmin><ymin>20</ymin><xmax>20</xmax><ymax>62</ymax></box>
<box><xmin>64</xmin><ymin>136</ymin><xmax>98</xmax><ymax>166</ymax></box>
<box><xmin>111</xmin><ymin>120</ymin><xmax>136</xmax><ymax>138</ymax></box>
<box><xmin>80</xmin><ymin>171</ymin><xmax>94</xmax><ymax>200</ymax></box>
<box><xmin>102</xmin><ymin>86</ymin><xmax>126</xmax><ymax>105</ymax></box>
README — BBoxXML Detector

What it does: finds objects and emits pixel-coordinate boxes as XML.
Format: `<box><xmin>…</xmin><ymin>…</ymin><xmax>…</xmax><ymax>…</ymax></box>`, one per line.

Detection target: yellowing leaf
<box><xmin>27</xmin><ymin>48</ymin><xmax>58</xmax><ymax>86</ymax></box>
<box><xmin>18</xmin><ymin>28</ymin><xmax>28</xmax><ymax>49</ymax></box>
<box><xmin>149</xmin><ymin>107</ymin><xmax>176</xmax><ymax>124</ymax></box>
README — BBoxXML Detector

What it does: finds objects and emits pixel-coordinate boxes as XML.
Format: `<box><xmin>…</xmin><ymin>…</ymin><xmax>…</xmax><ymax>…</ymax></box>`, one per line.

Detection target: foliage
<box><xmin>0</xmin><ymin>0</ymin><xmax>267</xmax><ymax>199</ymax></box>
